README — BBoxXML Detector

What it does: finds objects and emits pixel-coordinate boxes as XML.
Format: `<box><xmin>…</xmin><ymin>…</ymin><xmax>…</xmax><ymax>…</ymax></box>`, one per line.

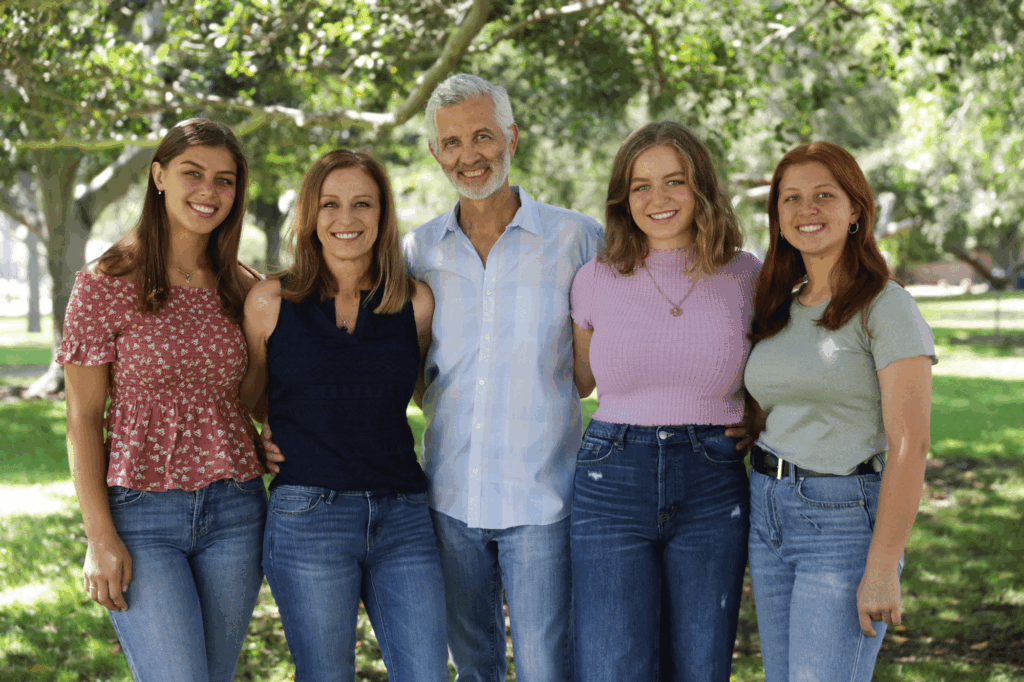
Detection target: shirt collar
<box><xmin>439</xmin><ymin>186</ymin><xmax>544</xmax><ymax>237</ymax></box>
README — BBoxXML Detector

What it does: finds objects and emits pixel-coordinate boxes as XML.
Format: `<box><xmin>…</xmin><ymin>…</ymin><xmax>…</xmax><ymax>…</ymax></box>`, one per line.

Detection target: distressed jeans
<box><xmin>748</xmin><ymin>467</ymin><xmax>899</xmax><ymax>682</ymax></box>
<box><xmin>571</xmin><ymin>419</ymin><xmax>750</xmax><ymax>682</ymax></box>
<box><xmin>107</xmin><ymin>477</ymin><xmax>267</xmax><ymax>682</ymax></box>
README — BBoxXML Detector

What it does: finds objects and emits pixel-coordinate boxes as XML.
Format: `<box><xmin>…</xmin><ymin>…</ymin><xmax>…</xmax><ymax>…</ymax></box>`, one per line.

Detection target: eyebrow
<box><xmin>781</xmin><ymin>182</ymin><xmax>838</xmax><ymax>192</ymax></box>
<box><xmin>631</xmin><ymin>170</ymin><xmax>686</xmax><ymax>184</ymax></box>
<box><xmin>320</xmin><ymin>193</ymin><xmax>376</xmax><ymax>201</ymax></box>
<box><xmin>181</xmin><ymin>160</ymin><xmax>236</xmax><ymax>176</ymax></box>
<box><xmin>441</xmin><ymin>127</ymin><xmax>496</xmax><ymax>143</ymax></box>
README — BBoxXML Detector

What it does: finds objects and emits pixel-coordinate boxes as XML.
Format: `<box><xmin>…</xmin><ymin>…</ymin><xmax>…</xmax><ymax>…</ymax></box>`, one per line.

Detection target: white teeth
<box><xmin>650</xmin><ymin>211</ymin><xmax>676</xmax><ymax>220</ymax></box>
<box><xmin>798</xmin><ymin>224</ymin><xmax>825</xmax><ymax>232</ymax></box>
<box><xmin>462</xmin><ymin>168</ymin><xmax>487</xmax><ymax>178</ymax></box>
<box><xmin>190</xmin><ymin>203</ymin><xmax>215</xmax><ymax>215</ymax></box>
<box><xmin>332</xmin><ymin>232</ymin><xmax>359</xmax><ymax>240</ymax></box>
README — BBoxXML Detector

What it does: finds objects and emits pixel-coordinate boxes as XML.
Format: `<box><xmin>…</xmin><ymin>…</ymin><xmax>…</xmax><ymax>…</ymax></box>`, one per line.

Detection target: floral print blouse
<box><xmin>57</xmin><ymin>272</ymin><xmax>264</xmax><ymax>491</ymax></box>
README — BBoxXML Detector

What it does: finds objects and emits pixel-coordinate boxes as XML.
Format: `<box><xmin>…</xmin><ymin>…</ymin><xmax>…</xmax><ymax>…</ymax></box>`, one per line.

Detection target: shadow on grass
<box><xmin>0</xmin><ymin>401</ymin><xmax>69</xmax><ymax>485</ymax></box>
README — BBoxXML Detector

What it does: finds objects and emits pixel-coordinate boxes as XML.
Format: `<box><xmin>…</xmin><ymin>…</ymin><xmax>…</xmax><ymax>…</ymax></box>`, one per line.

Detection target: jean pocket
<box><xmin>796</xmin><ymin>476</ymin><xmax>870</xmax><ymax>509</ymax></box>
<box><xmin>231</xmin><ymin>476</ymin><xmax>267</xmax><ymax>495</ymax></box>
<box><xmin>399</xmin><ymin>492</ymin><xmax>429</xmax><ymax>505</ymax></box>
<box><xmin>272</xmin><ymin>490</ymin><xmax>324</xmax><ymax>515</ymax></box>
<box><xmin>576</xmin><ymin>434</ymin><xmax>617</xmax><ymax>466</ymax></box>
<box><xmin>698</xmin><ymin>432</ymin><xmax>746</xmax><ymax>465</ymax></box>
<box><xmin>107</xmin><ymin>486</ymin><xmax>146</xmax><ymax>510</ymax></box>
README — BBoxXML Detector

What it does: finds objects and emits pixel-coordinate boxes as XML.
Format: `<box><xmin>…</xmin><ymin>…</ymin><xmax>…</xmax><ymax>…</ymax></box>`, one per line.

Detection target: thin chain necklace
<box><xmin>642</xmin><ymin>261</ymin><xmax>699</xmax><ymax>316</ymax></box>
<box><xmin>173</xmin><ymin>264</ymin><xmax>198</xmax><ymax>284</ymax></box>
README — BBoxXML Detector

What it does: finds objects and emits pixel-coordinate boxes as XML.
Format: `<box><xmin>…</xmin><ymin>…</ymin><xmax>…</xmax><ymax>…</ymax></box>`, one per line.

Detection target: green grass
<box><xmin>1</xmin><ymin>296</ymin><xmax>1023</xmax><ymax>681</ymax></box>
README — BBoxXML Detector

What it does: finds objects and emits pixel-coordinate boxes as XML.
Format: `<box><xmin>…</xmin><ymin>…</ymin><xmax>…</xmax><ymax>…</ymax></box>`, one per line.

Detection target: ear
<box><xmin>507</xmin><ymin>123</ymin><xmax>519</xmax><ymax>157</ymax></box>
<box><xmin>428</xmin><ymin>140</ymin><xmax>440</xmax><ymax>165</ymax></box>
<box><xmin>151</xmin><ymin>161</ymin><xmax>165</xmax><ymax>192</ymax></box>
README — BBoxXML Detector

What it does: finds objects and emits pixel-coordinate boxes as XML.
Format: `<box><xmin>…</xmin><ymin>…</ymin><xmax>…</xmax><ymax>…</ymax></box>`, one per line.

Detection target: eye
<box><xmin>631</xmin><ymin>184</ymin><xmax>649</xmax><ymax>192</ymax></box>
<box><xmin>321</xmin><ymin>201</ymin><xmax>338</xmax><ymax>209</ymax></box>
<box><xmin>783</xmin><ymin>194</ymin><xmax>798</xmax><ymax>202</ymax></box>
<box><xmin>355</xmin><ymin>201</ymin><xmax>372</xmax><ymax>208</ymax></box>
<box><xmin>477</xmin><ymin>133</ymin><xmax>490</xmax><ymax>140</ymax></box>
<box><xmin>817</xmin><ymin>192</ymin><xmax>833</xmax><ymax>199</ymax></box>
<box><xmin>185</xmin><ymin>170</ymin><xmax>200</xmax><ymax>178</ymax></box>
<box><xmin>217</xmin><ymin>177</ymin><xmax>234</xmax><ymax>186</ymax></box>
<box><xmin>668</xmin><ymin>179</ymin><xmax>685</xmax><ymax>186</ymax></box>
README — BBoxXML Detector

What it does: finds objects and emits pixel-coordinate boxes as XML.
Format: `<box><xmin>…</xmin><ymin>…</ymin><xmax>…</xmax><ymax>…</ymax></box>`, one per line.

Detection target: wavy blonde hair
<box><xmin>602</xmin><ymin>121</ymin><xmax>742</xmax><ymax>276</ymax></box>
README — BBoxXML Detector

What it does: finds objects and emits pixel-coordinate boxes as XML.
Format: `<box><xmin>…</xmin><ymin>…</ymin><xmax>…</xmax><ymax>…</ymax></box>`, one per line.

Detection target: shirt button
<box><xmin>484</xmin><ymin>334</ymin><xmax>491</xmax><ymax>340</ymax></box>
<box><xmin>486</xmin><ymin>289</ymin><xmax>493</xmax><ymax>296</ymax></box>
<box><xmin>472</xmin><ymin>468</ymin><xmax>479</xmax><ymax>474</ymax></box>
<box><xmin>475</xmin><ymin>423</ymin><xmax>482</xmax><ymax>429</ymax></box>
<box><xmin>658</xmin><ymin>430</ymin><xmax>672</xmax><ymax>440</ymax></box>
<box><xmin>478</xmin><ymin>379</ymin><xmax>485</xmax><ymax>386</ymax></box>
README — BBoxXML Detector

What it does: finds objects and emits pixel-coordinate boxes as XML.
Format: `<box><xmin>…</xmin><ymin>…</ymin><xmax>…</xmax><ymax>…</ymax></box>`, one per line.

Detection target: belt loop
<box><xmin>685</xmin><ymin>425</ymin><xmax>700</xmax><ymax>452</ymax></box>
<box><xmin>324</xmin><ymin>490</ymin><xmax>336</xmax><ymax>504</ymax></box>
<box><xmin>615</xmin><ymin>423</ymin><xmax>629</xmax><ymax>449</ymax></box>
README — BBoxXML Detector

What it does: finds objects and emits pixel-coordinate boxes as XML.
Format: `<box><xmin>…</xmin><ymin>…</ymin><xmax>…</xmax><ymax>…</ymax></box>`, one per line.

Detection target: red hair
<box><xmin>750</xmin><ymin>141</ymin><xmax>890</xmax><ymax>343</ymax></box>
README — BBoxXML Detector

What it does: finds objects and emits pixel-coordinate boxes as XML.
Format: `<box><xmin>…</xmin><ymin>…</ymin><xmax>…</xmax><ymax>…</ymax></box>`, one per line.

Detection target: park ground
<box><xmin>0</xmin><ymin>291</ymin><xmax>1022</xmax><ymax>681</ymax></box>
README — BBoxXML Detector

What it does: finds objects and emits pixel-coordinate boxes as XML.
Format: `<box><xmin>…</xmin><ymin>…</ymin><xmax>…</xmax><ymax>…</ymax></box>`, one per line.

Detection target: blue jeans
<box><xmin>749</xmin><ymin>467</ymin><xmax>899</xmax><ymax>681</ymax></box>
<box><xmin>263</xmin><ymin>485</ymin><xmax>448</xmax><ymax>682</ymax></box>
<box><xmin>429</xmin><ymin>509</ymin><xmax>573</xmax><ymax>682</ymax></box>
<box><xmin>107</xmin><ymin>477</ymin><xmax>267</xmax><ymax>682</ymax></box>
<box><xmin>571</xmin><ymin>420</ymin><xmax>749</xmax><ymax>682</ymax></box>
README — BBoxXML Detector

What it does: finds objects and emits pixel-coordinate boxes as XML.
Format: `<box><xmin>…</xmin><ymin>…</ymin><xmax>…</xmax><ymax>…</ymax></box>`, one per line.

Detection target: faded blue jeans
<box><xmin>571</xmin><ymin>420</ymin><xmax>750</xmax><ymax>682</ymax></box>
<box><xmin>429</xmin><ymin>509</ymin><xmax>573</xmax><ymax>682</ymax></box>
<box><xmin>263</xmin><ymin>485</ymin><xmax>448</xmax><ymax>682</ymax></box>
<box><xmin>748</xmin><ymin>466</ymin><xmax>899</xmax><ymax>681</ymax></box>
<box><xmin>107</xmin><ymin>476</ymin><xmax>267</xmax><ymax>682</ymax></box>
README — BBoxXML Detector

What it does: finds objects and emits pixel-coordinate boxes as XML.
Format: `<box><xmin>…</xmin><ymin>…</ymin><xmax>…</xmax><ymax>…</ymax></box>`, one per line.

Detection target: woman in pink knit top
<box><xmin>570</xmin><ymin>121</ymin><xmax>759</xmax><ymax>682</ymax></box>
<box><xmin>60</xmin><ymin>119</ymin><xmax>265</xmax><ymax>681</ymax></box>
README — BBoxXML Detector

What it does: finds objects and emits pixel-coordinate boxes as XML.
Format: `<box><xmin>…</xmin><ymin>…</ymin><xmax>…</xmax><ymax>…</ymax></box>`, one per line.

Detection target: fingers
<box><xmin>858</xmin><ymin>608</ymin><xmax>877</xmax><ymax>637</ymax></box>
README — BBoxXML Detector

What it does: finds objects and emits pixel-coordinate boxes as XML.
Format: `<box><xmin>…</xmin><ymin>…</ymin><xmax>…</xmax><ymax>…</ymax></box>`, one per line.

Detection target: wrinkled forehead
<box><xmin>435</xmin><ymin>95</ymin><xmax>501</xmax><ymax>136</ymax></box>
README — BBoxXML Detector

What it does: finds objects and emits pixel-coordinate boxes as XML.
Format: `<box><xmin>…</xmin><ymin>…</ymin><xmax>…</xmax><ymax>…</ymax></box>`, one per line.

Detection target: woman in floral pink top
<box><xmin>59</xmin><ymin>119</ymin><xmax>266</xmax><ymax>681</ymax></box>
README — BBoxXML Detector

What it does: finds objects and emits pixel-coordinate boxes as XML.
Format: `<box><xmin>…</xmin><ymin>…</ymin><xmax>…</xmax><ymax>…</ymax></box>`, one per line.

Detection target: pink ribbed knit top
<box><xmin>571</xmin><ymin>248</ymin><xmax>760</xmax><ymax>426</ymax></box>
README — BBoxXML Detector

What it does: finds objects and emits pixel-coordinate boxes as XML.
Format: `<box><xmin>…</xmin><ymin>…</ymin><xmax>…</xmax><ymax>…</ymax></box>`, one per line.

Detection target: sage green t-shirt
<box><xmin>744</xmin><ymin>281</ymin><xmax>937</xmax><ymax>475</ymax></box>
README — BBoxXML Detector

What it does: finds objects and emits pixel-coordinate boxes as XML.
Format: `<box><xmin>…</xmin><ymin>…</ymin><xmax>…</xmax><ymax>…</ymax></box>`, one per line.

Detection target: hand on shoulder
<box><xmin>237</xmin><ymin>263</ymin><xmax>264</xmax><ymax>291</ymax></box>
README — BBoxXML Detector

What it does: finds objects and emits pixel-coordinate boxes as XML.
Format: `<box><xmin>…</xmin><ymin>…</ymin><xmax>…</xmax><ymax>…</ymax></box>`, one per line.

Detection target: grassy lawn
<box><xmin>1</xmin><ymin>293</ymin><xmax>1022</xmax><ymax>681</ymax></box>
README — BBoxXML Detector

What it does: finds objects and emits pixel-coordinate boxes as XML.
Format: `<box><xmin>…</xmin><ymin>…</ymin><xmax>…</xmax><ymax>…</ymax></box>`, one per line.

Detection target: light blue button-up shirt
<box><xmin>403</xmin><ymin>187</ymin><xmax>603</xmax><ymax>529</ymax></box>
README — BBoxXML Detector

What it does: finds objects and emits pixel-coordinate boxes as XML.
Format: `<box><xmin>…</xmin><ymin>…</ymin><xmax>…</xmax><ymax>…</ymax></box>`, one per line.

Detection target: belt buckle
<box><xmin>777</xmin><ymin>456</ymin><xmax>783</xmax><ymax>480</ymax></box>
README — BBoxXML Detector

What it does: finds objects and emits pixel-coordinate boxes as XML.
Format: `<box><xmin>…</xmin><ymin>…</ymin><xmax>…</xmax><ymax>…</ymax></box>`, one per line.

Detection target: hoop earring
<box><xmin>849</xmin><ymin>221</ymin><xmax>859</xmax><ymax>234</ymax></box>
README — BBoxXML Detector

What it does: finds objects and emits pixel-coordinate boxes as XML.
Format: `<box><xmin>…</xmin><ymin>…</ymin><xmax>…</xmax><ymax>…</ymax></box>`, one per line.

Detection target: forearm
<box><xmin>238</xmin><ymin>364</ymin><xmax>267</xmax><ymax>413</ymax></box>
<box><xmin>865</xmin><ymin>437</ymin><xmax>929</xmax><ymax>572</ymax></box>
<box><xmin>67</xmin><ymin>418</ymin><xmax>117</xmax><ymax>541</ymax></box>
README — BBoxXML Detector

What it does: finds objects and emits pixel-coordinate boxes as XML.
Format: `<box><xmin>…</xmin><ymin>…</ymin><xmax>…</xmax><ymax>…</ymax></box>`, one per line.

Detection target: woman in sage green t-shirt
<box><xmin>743</xmin><ymin>141</ymin><xmax>936</xmax><ymax>682</ymax></box>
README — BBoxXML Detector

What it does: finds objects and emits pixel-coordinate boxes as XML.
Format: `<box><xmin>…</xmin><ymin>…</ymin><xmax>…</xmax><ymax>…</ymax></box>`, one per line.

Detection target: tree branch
<box><xmin>466</xmin><ymin>0</ymin><xmax>615</xmax><ymax>54</ymax></box>
<box><xmin>0</xmin><ymin>186</ymin><xmax>39</xmax><ymax>236</ymax></box>
<box><xmin>78</xmin><ymin>146</ymin><xmax>153</xmax><ymax>223</ymax></box>
<box><xmin>619</xmin><ymin>1</ymin><xmax>666</xmax><ymax>95</ymax></box>
<box><xmin>383</xmin><ymin>0</ymin><xmax>495</xmax><ymax>135</ymax></box>
<box><xmin>947</xmin><ymin>243</ymin><xmax>1021</xmax><ymax>289</ymax></box>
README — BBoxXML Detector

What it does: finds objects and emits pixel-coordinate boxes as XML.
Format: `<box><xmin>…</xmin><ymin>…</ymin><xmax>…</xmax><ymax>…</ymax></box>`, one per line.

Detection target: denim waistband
<box><xmin>269</xmin><ymin>483</ymin><xmax>400</xmax><ymax>500</ymax></box>
<box><xmin>585</xmin><ymin>418</ymin><xmax>730</xmax><ymax>446</ymax></box>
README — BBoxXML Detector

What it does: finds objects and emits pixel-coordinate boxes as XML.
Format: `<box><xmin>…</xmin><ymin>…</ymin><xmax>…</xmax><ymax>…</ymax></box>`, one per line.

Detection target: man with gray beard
<box><xmin>403</xmin><ymin>73</ymin><xmax>603</xmax><ymax>682</ymax></box>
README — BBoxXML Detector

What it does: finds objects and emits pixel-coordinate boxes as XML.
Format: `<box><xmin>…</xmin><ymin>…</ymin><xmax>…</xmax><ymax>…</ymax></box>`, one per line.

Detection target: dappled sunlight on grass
<box><xmin>0</xmin><ymin>400</ymin><xmax>69</xmax><ymax>485</ymax></box>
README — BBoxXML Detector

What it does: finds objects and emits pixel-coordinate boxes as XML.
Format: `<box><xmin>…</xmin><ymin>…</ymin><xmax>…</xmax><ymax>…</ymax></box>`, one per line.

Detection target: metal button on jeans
<box><xmin>658</xmin><ymin>430</ymin><xmax>672</xmax><ymax>440</ymax></box>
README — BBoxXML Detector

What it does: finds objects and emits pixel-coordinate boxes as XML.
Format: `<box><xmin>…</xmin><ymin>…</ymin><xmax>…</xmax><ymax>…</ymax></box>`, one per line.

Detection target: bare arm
<box><xmin>857</xmin><ymin>354</ymin><xmax>933</xmax><ymax>636</ymax></box>
<box><xmin>65</xmin><ymin>363</ymin><xmax>131</xmax><ymax>611</ymax></box>
<box><xmin>572</xmin><ymin>322</ymin><xmax>596</xmax><ymax>398</ymax></box>
<box><xmin>726</xmin><ymin>392</ymin><xmax>768</xmax><ymax>451</ymax></box>
<box><xmin>239</xmin><ymin>280</ymin><xmax>281</xmax><ymax>413</ymax></box>
<box><xmin>411</xmin><ymin>280</ymin><xmax>435</xmax><ymax>409</ymax></box>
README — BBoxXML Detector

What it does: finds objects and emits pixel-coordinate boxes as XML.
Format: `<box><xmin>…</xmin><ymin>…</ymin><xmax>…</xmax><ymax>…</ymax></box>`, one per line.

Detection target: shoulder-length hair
<box><xmin>96</xmin><ymin>118</ymin><xmax>250</xmax><ymax>322</ymax></box>
<box><xmin>750</xmin><ymin>141</ymin><xmax>889</xmax><ymax>344</ymax></box>
<box><xmin>601</xmin><ymin>121</ymin><xmax>742</xmax><ymax>276</ymax></box>
<box><xmin>280</xmin><ymin>149</ymin><xmax>411</xmax><ymax>313</ymax></box>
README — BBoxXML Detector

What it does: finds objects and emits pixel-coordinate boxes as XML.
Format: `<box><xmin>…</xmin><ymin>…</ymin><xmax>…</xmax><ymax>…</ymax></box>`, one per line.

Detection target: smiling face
<box><xmin>777</xmin><ymin>162</ymin><xmax>860</xmax><ymax>265</ymax></box>
<box><xmin>627</xmin><ymin>145</ymin><xmax>696</xmax><ymax>251</ymax></box>
<box><xmin>152</xmin><ymin>145</ymin><xmax>237</xmax><ymax>237</ymax></box>
<box><xmin>431</xmin><ymin>94</ymin><xmax>517</xmax><ymax>201</ymax></box>
<box><xmin>315</xmin><ymin>167</ymin><xmax>381</xmax><ymax>269</ymax></box>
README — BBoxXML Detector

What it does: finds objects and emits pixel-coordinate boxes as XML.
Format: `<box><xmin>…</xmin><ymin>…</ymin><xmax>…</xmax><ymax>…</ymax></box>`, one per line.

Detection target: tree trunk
<box><xmin>251</xmin><ymin>196</ymin><xmax>285</xmax><ymax>271</ymax></box>
<box><xmin>27</xmin><ymin>229</ymin><xmax>41</xmax><ymax>333</ymax></box>
<box><xmin>25</xmin><ymin>149</ymin><xmax>85</xmax><ymax>399</ymax></box>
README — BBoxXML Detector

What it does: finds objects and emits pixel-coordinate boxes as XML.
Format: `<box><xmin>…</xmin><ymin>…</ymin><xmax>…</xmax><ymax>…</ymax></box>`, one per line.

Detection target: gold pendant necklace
<box><xmin>174</xmin><ymin>265</ymin><xmax>198</xmax><ymax>283</ymax></box>
<box><xmin>643</xmin><ymin>262</ymin><xmax>698</xmax><ymax>316</ymax></box>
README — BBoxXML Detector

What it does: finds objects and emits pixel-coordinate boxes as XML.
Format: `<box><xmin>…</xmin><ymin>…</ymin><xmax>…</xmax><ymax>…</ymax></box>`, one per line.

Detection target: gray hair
<box><xmin>425</xmin><ymin>74</ymin><xmax>516</xmax><ymax>150</ymax></box>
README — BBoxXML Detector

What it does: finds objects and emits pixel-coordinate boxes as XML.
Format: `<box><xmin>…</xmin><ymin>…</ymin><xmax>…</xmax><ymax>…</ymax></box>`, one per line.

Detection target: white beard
<box><xmin>446</xmin><ymin>144</ymin><xmax>512</xmax><ymax>200</ymax></box>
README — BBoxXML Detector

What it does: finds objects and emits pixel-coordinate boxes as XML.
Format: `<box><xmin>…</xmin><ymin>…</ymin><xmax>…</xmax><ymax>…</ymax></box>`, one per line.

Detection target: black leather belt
<box><xmin>750</xmin><ymin>446</ymin><xmax>879</xmax><ymax>478</ymax></box>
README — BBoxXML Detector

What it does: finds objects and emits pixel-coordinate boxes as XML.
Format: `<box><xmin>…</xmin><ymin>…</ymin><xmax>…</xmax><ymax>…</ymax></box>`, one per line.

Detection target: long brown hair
<box><xmin>750</xmin><ymin>141</ymin><xmax>890</xmax><ymax>343</ymax></box>
<box><xmin>602</xmin><ymin>121</ymin><xmax>743</xmax><ymax>276</ymax></box>
<box><xmin>280</xmin><ymin>149</ymin><xmax>411</xmax><ymax>313</ymax></box>
<box><xmin>96</xmin><ymin>118</ymin><xmax>251</xmax><ymax>322</ymax></box>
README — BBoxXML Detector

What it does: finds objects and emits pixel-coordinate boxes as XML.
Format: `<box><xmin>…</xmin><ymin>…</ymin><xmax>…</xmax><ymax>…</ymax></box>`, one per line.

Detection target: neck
<box><xmin>800</xmin><ymin>252</ymin><xmax>840</xmax><ymax>303</ymax></box>
<box><xmin>326</xmin><ymin>256</ymin><xmax>372</xmax><ymax>298</ymax></box>
<box><xmin>457</xmin><ymin>183</ymin><xmax>520</xmax><ymax>236</ymax></box>
<box><xmin>167</xmin><ymin>226</ymin><xmax>210</xmax><ymax>273</ymax></box>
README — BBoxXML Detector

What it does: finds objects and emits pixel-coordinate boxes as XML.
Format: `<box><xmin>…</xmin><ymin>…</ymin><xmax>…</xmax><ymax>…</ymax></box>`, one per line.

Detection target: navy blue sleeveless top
<box><xmin>265</xmin><ymin>287</ymin><xmax>427</xmax><ymax>493</ymax></box>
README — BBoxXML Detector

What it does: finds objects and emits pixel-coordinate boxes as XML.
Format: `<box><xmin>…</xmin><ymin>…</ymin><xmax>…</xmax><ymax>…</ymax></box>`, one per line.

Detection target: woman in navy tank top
<box><xmin>239</xmin><ymin>149</ymin><xmax>446</xmax><ymax>682</ymax></box>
